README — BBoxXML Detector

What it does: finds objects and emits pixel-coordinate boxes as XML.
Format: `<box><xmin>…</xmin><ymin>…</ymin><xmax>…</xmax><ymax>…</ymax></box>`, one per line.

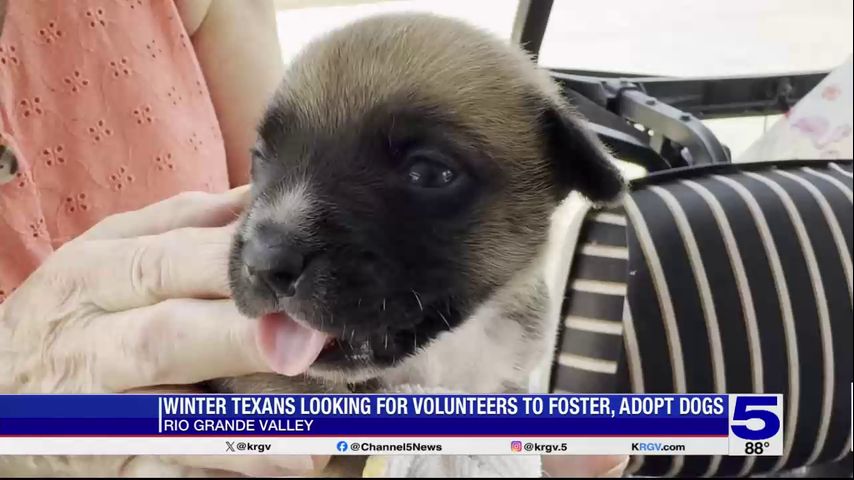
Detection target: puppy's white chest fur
<box><xmin>380</xmin><ymin>257</ymin><xmax>554</xmax><ymax>393</ymax></box>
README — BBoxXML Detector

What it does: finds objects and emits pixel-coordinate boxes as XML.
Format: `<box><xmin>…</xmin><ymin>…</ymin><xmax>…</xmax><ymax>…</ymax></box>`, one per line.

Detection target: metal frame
<box><xmin>512</xmin><ymin>0</ymin><xmax>830</xmax><ymax>170</ymax></box>
<box><xmin>555</xmin><ymin>74</ymin><xmax>732</xmax><ymax>168</ymax></box>
<box><xmin>510</xmin><ymin>0</ymin><xmax>553</xmax><ymax>61</ymax></box>
<box><xmin>517</xmin><ymin>3</ymin><xmax>851</xmax><ymax>475</ymax></box>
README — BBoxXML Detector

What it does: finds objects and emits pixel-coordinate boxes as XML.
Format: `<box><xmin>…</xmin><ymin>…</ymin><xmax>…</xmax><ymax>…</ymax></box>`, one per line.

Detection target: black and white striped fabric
<box><xmin>551</xmin><ymin>160</ymin><xmax>853</xmax><ymax>477</ymax></box>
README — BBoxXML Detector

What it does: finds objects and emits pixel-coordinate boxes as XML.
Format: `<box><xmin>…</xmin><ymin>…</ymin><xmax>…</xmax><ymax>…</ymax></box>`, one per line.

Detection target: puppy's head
<box><xmin>230</xmin><ymin>13</ymin><xmax>623</xmax><ymax>380</ymax></box>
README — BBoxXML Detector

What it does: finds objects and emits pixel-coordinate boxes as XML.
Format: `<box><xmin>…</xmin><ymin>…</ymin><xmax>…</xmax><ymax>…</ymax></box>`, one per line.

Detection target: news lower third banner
<box><xmin>0</xmin><ymin>394</ymin><xmax>783</xmax><ymax>457</ymax></box>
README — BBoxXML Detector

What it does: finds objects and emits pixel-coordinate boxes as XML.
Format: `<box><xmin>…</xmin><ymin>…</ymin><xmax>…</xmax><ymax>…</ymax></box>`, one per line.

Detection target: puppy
<box><xmin>213</xmin><ymin>12</ymin><xmax>623</xmax><ymax>472</ymax></box>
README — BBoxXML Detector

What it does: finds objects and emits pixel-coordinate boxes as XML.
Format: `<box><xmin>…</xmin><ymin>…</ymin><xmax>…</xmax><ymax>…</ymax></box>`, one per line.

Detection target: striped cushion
<box><xmin>551</xmin><ymin>160</ymin><xmax>853</xmax><ymax>477</ymax></box>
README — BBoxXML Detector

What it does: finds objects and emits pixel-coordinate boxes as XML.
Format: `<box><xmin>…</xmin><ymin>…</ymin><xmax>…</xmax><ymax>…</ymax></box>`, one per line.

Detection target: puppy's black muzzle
<box><xmin>241</xmin><ymin>229</ymin><xmax>306</xmax><ymax>299</ymax></box>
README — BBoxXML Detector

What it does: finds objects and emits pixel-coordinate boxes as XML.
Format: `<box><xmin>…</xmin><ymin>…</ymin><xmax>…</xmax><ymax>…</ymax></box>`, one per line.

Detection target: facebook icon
<box><xmin>336</xmin><ymin>441</ymin><xmax>349</xmax><ymax>452</ymax></box>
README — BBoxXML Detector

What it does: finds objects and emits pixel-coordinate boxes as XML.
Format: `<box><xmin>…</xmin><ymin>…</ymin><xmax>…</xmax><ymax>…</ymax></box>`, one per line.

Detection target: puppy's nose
<box><xmin>242</xmin><ymin>236</ymin><xmax>305</xmax><ymax>297</ymax></box>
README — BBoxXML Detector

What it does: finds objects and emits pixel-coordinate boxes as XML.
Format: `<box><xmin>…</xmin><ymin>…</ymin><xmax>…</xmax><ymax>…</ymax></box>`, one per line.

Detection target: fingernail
<box><xmin>224</xmin><ymin>184</ymin><xmax>252</xmax><ymax>205</ymax></box>
<box><xmin>228</xmin><ymin>184</ymin><xmax>251</xmax><ymax>194</ymax></box>
<box><xmin>599</xmin><ymin>456</ymin><xmax>630</xmax><ymax>477</ymax></box>
<box><xmin>312</xmin><ymin>455</ymin><xmax>331</xmax><ymax>471</ymax></box>
<box><xmin>270</xmin><ymin>455</ymin><xmax>315</xmax><ymax>474</ymax></box>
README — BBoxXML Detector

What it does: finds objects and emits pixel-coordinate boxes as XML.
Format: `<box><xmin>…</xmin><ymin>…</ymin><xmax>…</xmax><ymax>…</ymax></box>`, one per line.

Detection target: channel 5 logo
<box><xmin>730</xmin><ymin>395</ymin><xmax>781</xmax><ymax>440</ymax></box>
<box><xmin>728</xmin><ymin>394</ymin><xmax>784</xmax><ymax>456</ymax></box>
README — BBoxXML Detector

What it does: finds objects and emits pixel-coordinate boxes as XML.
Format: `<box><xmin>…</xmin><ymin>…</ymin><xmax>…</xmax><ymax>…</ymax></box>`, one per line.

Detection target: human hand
<box><xmin>542</xmin><ymin>454</ymin><xmax>629</xmax><ymax>477</ymax></box>
<box><xmin>0</xmin><ymin>188</ymin><xmax>329</xmax><ymax>477</ymax></box>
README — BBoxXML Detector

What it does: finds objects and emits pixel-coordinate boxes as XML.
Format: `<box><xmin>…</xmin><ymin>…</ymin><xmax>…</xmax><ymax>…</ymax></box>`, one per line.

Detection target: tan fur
<box><xmin>273</xmin><ymin>13</ymin><xmax>569</xmax><ymax>291</ymax></box>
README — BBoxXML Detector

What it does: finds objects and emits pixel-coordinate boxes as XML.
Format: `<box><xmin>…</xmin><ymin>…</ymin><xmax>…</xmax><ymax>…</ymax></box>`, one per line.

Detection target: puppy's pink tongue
<box><xmin>258</xmin><ymin>313</ymin><xmax>329</xmax><ymax>376</ymax></box>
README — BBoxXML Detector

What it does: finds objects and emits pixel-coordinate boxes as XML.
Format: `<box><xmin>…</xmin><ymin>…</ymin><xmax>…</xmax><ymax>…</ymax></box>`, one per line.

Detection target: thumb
<box><xmin>80</xmin><ymin>186</ymin><xmax>250</xmax><ymax>241</ymax></box>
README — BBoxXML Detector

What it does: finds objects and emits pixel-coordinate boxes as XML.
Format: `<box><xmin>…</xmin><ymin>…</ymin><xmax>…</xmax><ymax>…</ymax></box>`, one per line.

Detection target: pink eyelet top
<box><xmin>0</xmin><ymin>0</ymin><xmax>232</xmax><ymax>303</ymax></box>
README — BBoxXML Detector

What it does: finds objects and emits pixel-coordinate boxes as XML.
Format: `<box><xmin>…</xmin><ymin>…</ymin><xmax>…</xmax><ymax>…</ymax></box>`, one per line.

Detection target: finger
<box><xmin>164</xmin><ymin>455</ymin><xmax>316</xmax><ymax>477</ymax></box>
<box><xmin>120</xmin><ymin>456</ymin><xmax>243</xmax><ymax>477</ymax></box>
<box><xmin>80</xmin><ymin>224</ymin><xmax>236</xmax><ymax>311</ymax></box>
<box><xmin>80</xmin><ymin>186</ymin><xmax>250</xmax><ymax>241</ymax></box>
<box><xmin>312</xmin><ymin>455</ymin><xmax>331</xmax><ymax>472</ymax></box>
<box><xmin>79</xmin><ymin>299</ymin><xmax>270</xmax><ymax>391</ymax></box>
<box><xmin>0</xmin><ymin>454</ymin><xmax>224</xmax><ymax>478</ymax></box>
<box><xmin>123</xmin><ymin>384</ymin><xmax>204</xmax><ymax>394</ymax></box>
<box><xmin>542</xmin><ymin>455</ymin><xmax>629</xmax><ymax>478</ymax></box>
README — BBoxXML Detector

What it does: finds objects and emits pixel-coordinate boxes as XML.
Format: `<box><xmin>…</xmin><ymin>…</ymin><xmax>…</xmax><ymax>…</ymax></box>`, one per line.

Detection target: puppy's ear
<box><xmin>540</xmin><ymin>99</ymin><xmax>626</xmax><ymax>203</ymax></box>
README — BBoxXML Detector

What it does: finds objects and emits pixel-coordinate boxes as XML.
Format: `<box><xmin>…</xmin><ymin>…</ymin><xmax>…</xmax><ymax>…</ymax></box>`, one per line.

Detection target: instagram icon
<box><xmin>511</xmin><ymin>441</ymin><xmax>523</xmax><ymax>452</ymax></box>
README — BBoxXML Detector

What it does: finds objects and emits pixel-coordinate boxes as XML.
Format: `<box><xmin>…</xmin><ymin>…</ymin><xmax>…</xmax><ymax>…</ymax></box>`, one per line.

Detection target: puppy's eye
<box><xmin>403</xmin><ymin>151</ymin><xmax>458</xmax><ymax>189</ymax></box>
<box><xmin>249</xmin><ymin>146</ymin><xmax>269</xmax><ymax>178</ymax></box>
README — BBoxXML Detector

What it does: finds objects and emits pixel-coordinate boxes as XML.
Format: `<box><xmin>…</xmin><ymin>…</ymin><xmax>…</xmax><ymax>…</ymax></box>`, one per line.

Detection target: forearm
<box><xmin>190</xmin><ymin>0</ymin><xmax>284</xmax><ymax>187</ymax></box>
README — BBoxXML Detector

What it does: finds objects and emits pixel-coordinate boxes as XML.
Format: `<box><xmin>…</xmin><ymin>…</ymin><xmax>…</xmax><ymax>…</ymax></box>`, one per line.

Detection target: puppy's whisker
<box><xmin>412</xmin><ymin>290</ymin><xmax>423</xmax><ymax>311</ymax></box>
<box><xmin>384</xmin><ymin>333</ymin><xmax>389</xmax><ymax>350</ymax></box>
<box><xmin>382</xmin><ymin>298</ymin><xmax>386</xmax><ymax>312</ymax></box>
<box><xmin>437</xmin><ymin>310</ymin><xmax>451</xmax><ymax>329</ymax></box>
